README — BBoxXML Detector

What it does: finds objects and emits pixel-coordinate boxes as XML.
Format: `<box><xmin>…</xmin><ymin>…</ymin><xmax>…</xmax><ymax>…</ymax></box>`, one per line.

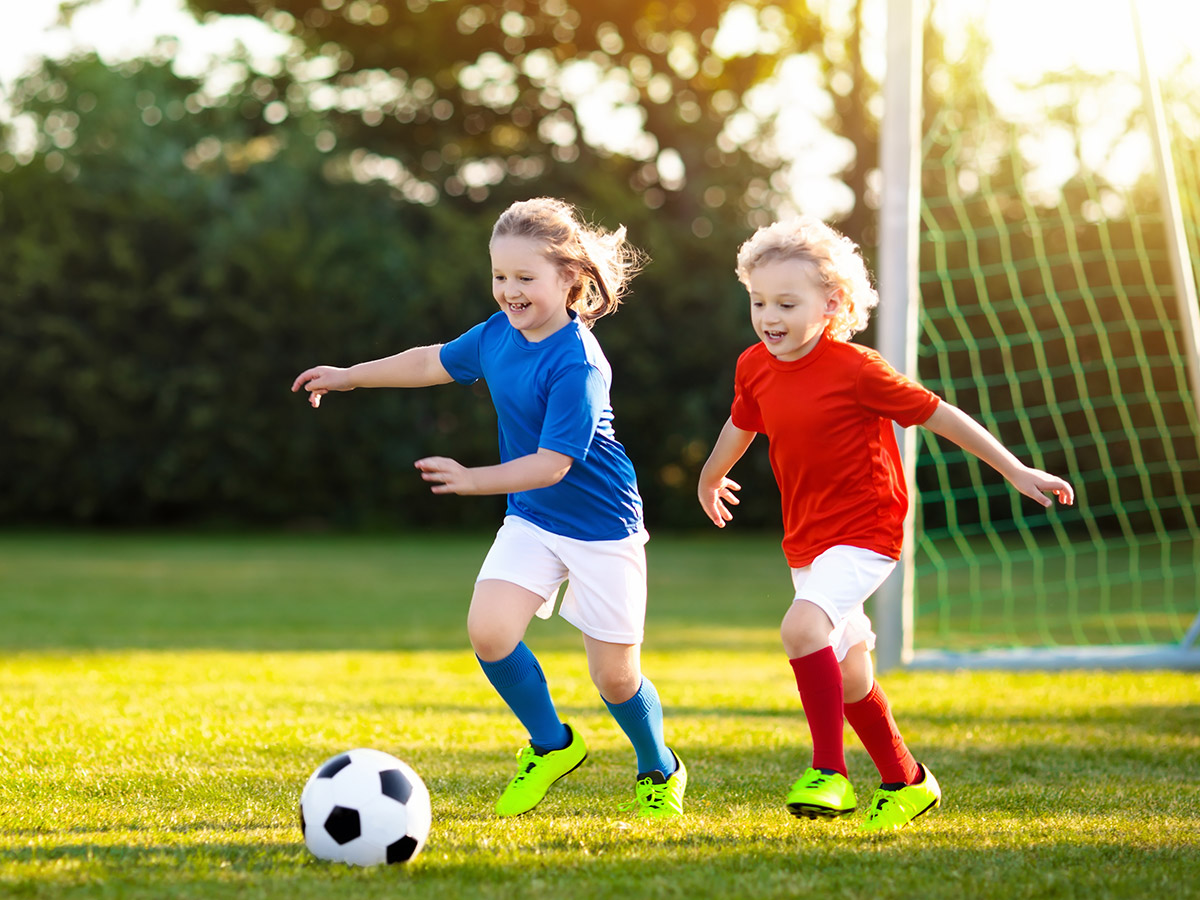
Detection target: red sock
<box><xmin>789</xmin><ymin>647</ymin><xmax>846</xmax><ymax>776</ymax></box>
<box><xmin>843</xmin><ymin>681</ymin><xmax>919</xmax><ymax>785</ymax></box>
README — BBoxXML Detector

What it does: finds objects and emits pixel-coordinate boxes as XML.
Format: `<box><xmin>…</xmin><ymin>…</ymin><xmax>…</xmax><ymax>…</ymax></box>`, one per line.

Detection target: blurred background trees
<box><xmin>1</xmin><ymin>0</ymin><xmax>1194</xmax><ymax>530</ymax></box>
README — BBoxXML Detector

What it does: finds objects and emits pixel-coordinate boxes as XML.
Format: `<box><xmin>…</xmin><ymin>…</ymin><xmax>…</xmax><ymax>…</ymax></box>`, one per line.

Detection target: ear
<box><xmin>824</xmin><ymin>289</ymin><xmax>843</xmax><ymax>318</ymax></box>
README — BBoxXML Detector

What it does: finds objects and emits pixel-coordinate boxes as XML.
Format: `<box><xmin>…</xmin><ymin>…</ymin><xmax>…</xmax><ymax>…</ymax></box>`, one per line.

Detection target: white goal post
<box><xmin>872</xmin><ymin>0</ymin><xmax>1200</xmax><ymax>672</ymax></box>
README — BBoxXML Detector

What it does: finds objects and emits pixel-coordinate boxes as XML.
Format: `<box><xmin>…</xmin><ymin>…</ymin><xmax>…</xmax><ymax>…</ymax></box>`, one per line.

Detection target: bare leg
<box><xmin>782</xmin><ymin>598</ymin><xmax>846</xmax><ymax>777</ymax></box>
<box><xmin>781</xmin><ymin>598</ymin><xmax>835</xmax><ymax>657</ymax></box>
<box><xmin>469</xmin><ymin>579</ymin><xmax>569</xmax><ymax>751</ymax></box>
<box><xmin>585</xmin><ymin>634</ymin><xmax>675</xmax><ymax>777</ymax></box>
<box><xmin>840</xmin><ymin>641</ymin><xmax>874</xmax><ymax>703</ymax></box>
<box><xmin>467</xmin><ymin>578</ymin><xmax>546</xmax><ymax>661</ymax></box>
<box><xmin>581</xmin><ymin>634</ymin><xmax>641</xmax><ymax>704</ymax></box>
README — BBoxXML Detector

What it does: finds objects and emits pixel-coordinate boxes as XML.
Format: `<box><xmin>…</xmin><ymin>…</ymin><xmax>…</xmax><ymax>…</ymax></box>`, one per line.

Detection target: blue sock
<box><xmin>604</xmin><ymin>676</ymin><xmax>675</xmax><ymax>777</ymax></box>
<box><xmin>477</xmin><ymin>642</ymin><xmax>570</xmax><ymax>751</ymax></box>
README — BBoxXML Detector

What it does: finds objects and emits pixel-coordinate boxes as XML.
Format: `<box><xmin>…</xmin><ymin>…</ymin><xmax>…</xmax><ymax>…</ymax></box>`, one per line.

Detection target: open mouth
<box><xmin>508</xmin><ymin>302</ymin><xmax>530</xmax><ymax>312</ymax></box>
<box><xmin>763</xmin><ymin>330</ymin><xmax>786</xmax><ymax>340</ymax></box>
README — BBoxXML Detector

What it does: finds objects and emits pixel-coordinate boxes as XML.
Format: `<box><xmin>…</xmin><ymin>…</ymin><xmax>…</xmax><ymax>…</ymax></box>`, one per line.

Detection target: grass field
<box><xmin>1</xmin><ymin>531</ymin><xmax>1198</xmax><ymax>899</ymax></box>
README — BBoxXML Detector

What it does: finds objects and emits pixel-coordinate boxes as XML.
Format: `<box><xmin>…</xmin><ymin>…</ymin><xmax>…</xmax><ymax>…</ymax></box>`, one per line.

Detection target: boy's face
<box><xmin>747</xmin><ymin>258</ymin><xmax>839</xmax><ymax>361</ymax></box>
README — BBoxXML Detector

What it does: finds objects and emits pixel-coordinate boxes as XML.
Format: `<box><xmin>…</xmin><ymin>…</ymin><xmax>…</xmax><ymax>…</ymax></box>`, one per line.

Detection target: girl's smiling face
<box><xmin>747</xmin><ymin>258</ymin><xmax>840</xmax><ymax>361</ymax></box>
<box><xmin>490</xmin><ymin>235</ymin><xmax>575</xmax><ymax>342</ymax></box>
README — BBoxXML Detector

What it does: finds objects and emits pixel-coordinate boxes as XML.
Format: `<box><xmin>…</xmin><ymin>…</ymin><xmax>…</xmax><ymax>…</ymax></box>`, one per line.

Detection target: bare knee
<box><xmin>840</xmin><ymin>642</ymin><xmax>874</xmax><ymax>702</ymax></box>
<box><xmin>466</xmin><ymin>602</ymin><xmax>519</xmax><ymax>662</ymax></box>
<box><xmin>781</xmin><ymin>599</ymin><xmax>835</xmax><ymax>658</ymax></box>
<box><xmin>584</xmin><ymin>637</ymin><xmax>641</xmax><ymax>704</ymax></box>
<box><xmin>591</xmin><ymin>668</ymin><xmax>640</xmax><ymax>704</ymax></box>
<box><xmin>467</xmin><ymin>623</ymin><xmax>519</xmax><ymax>662</ymax></box>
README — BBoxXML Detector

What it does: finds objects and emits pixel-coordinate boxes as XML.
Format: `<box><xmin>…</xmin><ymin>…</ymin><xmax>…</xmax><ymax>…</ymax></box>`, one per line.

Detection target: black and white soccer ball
<box><xmin>299</xmin><ymin>748</ymin><xmax>431</xmax><ymax>866</ymax></box>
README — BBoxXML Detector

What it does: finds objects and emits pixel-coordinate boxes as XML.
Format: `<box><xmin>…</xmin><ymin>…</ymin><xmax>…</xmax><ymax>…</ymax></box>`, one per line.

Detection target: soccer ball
<box><xmin>299</xmin><ymin>748</ymin><xmax>432</xmax><ymax>866</ymax></box>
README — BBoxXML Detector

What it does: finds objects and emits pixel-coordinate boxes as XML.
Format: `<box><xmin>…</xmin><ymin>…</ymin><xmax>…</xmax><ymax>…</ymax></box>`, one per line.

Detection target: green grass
<box><xmin>914</xmin><ymin>531</ymin><xmax>1200</xmax><ymax>649</ymax></box>
<box><xmin>1</xmin><ymin>532</ymin><xmax>1198</xmax><ymax>899</ymax></box>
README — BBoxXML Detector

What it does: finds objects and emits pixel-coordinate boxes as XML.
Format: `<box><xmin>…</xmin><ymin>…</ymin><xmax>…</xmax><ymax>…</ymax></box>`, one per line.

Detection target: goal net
<box><xmin>900</xmin><ymin>2</ymin><xmax>1200</xmax><ymax>668</ymax></box>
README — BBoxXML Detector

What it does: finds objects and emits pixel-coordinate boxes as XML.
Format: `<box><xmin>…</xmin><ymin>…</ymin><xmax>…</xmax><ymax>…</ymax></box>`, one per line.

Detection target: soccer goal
<box><xmin>873</xmin><ymin>0</ymin><xmax>1200</xmax><ymax>671</ymax></box>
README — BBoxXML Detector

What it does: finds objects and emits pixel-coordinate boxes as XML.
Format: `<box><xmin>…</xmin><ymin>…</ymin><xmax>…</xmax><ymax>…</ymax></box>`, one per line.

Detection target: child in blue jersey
<box><xmin>291</xmin><ymin>197</ymin><xmax>686</xmax><ymax>818</ymax></box>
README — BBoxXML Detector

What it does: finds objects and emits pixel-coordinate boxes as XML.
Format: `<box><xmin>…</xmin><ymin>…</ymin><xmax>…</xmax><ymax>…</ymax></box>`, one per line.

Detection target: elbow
<box><xmin>532</xmin><ymin>450</ymin><xmax>573</xmax><ymax>488</ymax></box>
<box><xmin>545</xmin><ymin>463</ymin><xmax>571</xmax><ymax>487</ymax></box>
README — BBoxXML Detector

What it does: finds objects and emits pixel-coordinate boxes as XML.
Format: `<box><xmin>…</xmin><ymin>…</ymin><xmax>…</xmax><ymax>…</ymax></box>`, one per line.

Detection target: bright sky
<box><xmin>2</xmin><ymin>0</ymin><xmax>1197</xmax><ymax>218</ymax></box>
<box><xmin>0</xmin><ymin>0</ymin><xmax>290</xmax><ymax>89</ymax></box>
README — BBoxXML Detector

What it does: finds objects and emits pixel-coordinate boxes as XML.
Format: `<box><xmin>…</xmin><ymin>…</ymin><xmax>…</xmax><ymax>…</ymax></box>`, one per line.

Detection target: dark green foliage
<box><xmin>0</xmin><ymin>53</ymin><xmax>772</xmax><ymax>528</ymax></box>
<box><xmin>4</xmin><ymin>4</ymin><xmax>1196</xmax><ymax>534</ymax></box>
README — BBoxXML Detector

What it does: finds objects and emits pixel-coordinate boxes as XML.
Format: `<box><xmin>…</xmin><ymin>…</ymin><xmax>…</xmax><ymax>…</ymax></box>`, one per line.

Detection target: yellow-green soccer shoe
<box><xmin>786</xmin><ymin>767</ymin><xmax>857</xmax><ymax>819</ymax></box>
<box><xmin>630</xmin><ymin>751</ymin><xmax>687</xmax><ymax>818</ymax></box>
<box><xmin>494</xmin><ymin>724</ymin><xmax>588</xmax><ymax>817</ymax></box>
<box><xmin>859</xmin><ymin>764</ymin><xmax>941</xmax><ymax>832</ymax></box>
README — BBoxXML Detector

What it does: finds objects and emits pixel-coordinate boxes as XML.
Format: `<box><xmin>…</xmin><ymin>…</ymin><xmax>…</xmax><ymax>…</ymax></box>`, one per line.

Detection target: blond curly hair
<box><xmin>492</xmin><ymin>197</ymin><xmax>645</xmax><ymax>328</ymax></box>
<box><xmin>735</xmin><ymin>217</ymin><xmax>878</xmax><ymax>342</ymax></box>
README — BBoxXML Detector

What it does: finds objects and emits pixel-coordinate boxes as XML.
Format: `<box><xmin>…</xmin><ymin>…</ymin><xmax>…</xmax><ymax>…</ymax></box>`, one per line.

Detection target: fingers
<box><xmin>292</xmin><ymin>369</ymin><xmax>329</xmax><ymax>408</ymax></box>
<box><xmin>414</xmin><ymin>458</ymin><xmax>445</xmax><ymax>479</ymax></box>
<box><xmin>699</xmin><ymin>477</ymin><xmax>742</xmax><ymax>528</ymax></box>
<box><xmin>701</xmin><ymin>496</ymin><xmax>732</xmax><ymax>527</ymax></box>
<box><xmin>1048</xmin><ymin>476</ymin><xmax>1074</xmax><ymax>505</ymax></box>
<box><xmin>1036</xmin><ymin>472</ymin><xmax>1074</xmax><ymax>506</ymax></box>
<box><xmin>415</xmin><ymin>458</ymin><xmax>463</xmax><ymax>494</ymax></box>
<box><xmin>1053</xmin><ymin>483</ymin><xmax>1075</xmax><ymax>506</ymax></box>
<box><xmin>1025</xmin><ymin>473</ymin><xmax>1075</xmax><ymax>508</ymax></box>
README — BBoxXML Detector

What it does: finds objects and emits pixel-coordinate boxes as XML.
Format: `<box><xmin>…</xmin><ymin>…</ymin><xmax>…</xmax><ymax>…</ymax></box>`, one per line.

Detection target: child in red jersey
<box><xmin>697</xmin><ymin>217</ymin><xmax>1073</xmax><ymax>832</ymax></box>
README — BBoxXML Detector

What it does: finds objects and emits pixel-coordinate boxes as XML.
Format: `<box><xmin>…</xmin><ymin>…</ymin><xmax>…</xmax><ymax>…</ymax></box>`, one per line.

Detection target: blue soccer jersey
<box><xmin>439</xmin><ymin>312</ymin><xmax>643</xmax><ymax>541</ymax></box>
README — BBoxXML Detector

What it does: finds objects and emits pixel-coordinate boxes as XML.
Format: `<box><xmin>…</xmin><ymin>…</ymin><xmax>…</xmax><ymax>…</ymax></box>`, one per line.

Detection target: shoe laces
<box><xmin>867</xmin><ymin>790</ymin><xmax>892</xmax><ymax>816</ymax></box>
<box><xmin>799</xmin><ymin>770</ymin><xmax>836</xmax><ymax>790</ymax></box>
<box><xmin>508</xmin><ymin>745</ymin><xmax>539</xmax><ymax>785</ymax></box>
<box><xmin>623</xmin><ymin>774</ymin><xmax>670</xmax><ymax>812</ymax></box>
<box><xmin>866</xmin><ymin>788</ymin><xmax>913</xmax><ymax>822</ymax></box>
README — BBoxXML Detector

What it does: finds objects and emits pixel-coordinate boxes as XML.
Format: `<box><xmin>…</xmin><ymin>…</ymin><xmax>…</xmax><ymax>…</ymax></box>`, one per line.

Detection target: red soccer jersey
<box><xmin>730</xmin><ymin>336</ymin><xmax>940</xmax><ymax>568</ymax></box>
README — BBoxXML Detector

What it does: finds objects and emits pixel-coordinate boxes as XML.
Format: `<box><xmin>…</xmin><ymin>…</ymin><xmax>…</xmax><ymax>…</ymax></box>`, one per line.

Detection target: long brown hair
<box><xmin>491</xmin><ymin>198</ymin><xmax>646</xmax><ymax>328</ymax></box>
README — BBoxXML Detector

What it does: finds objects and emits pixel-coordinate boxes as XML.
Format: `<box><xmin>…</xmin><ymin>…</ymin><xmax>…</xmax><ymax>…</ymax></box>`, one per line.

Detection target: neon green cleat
<box><xmin>859</xmin><ymin>764</ymin><xmax>941</xmax><ymax>832</ymax></box>
<box><xmin>494</xmin><ymin>724</ymin><xmax>588</xmax><ymax>817</ymax></box>
<box><xmin>630</xmin><ymin>751</ymin><xmax>687</xmax><ymax>818</ymax></box>
<box><xmin>786</xmin><ymin>767</ymin><xmax>857</xmax><ymax>819</ymax></box>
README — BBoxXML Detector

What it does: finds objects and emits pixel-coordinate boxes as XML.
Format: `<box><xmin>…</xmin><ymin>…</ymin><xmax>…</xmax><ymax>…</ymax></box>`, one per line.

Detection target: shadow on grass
<box><xmin>3</xmin><ymin>832</ymin><xmax>1197</xmax><ymax>900</ymax></box>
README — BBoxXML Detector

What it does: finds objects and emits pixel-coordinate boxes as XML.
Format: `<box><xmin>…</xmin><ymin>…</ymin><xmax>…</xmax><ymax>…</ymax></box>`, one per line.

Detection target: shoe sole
<box><xmin>496</xmin><ymin>752</ymin><xmax>589</xmax><ymax>817</ymax></box>
<box><xmin>787</xmin><ymin>802</ymin><xmax>855</xmax><ymax>820</ymax></box>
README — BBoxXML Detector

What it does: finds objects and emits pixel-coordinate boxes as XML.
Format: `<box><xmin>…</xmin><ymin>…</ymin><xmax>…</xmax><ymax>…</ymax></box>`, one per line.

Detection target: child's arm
<box><xmin>414</xmin><ymin>448</ymin><xmax>572</xmax><ymax>495</ymax></box>
<box><xmin>291</xmin><ymin>345</ymin><xmax>453</xmax><ymax>408</ymax></box>
<box><xmin>697</xmin><ymin>417</ymin><xmax>757</xmax><ymax>527</ymax></box>
<box><xmin>922</xmin><ymin>403</ymin><xmax>1075</xmax><ymax>507</ymax></box>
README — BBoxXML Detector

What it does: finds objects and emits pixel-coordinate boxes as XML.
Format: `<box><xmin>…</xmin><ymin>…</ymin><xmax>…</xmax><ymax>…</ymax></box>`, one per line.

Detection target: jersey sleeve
<box><xmin>438</xmin><ymin>320</ymin><xmax>487</xmax><ymax>384</ymax></box>
<box><xmin>538</xmin><ymin>364</ymin><xmax>607</xmax><ymax>461</ymax></box>
<box><xmin>730</xmin><ymin>349</ymin><xmax>766</xmax><ymax>433</ymax></box>
<box><xmin>855</xmin><ymin>350</ymin><xmax>940</xmax><ymax>426</ymax></box>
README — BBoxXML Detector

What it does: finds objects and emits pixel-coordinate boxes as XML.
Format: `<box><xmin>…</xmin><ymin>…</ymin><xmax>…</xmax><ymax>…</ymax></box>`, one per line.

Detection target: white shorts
<box><xmin>790</xmin><ymin>544</ymin><xmax>897</xmax><ymax>662</ymax></box>
<box><xmin>475</xmin><ymin>515</ymin><xmax>650</xmax><ymax>644</ymax></box>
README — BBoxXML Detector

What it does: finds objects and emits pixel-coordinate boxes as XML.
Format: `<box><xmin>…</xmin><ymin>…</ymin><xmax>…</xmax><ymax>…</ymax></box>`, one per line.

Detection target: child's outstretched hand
<box><xmin>698</xmin><ymin>476</ymin><xmax>742</xmax><ymax>527</ymax></box>
<box><xmin>291</xmin><ymin>366</ymin><xmax>353</xmax><ymax>408</ymax></box>
<box><xmin>1009</xmin><ymin>466</ymin><xmax>1075</xmax><ymax>508</ymax></box>
<box><xmin>415</xmin><ymin>457</ymin><xmax>474</xmax><ymax>495</ymax></box>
